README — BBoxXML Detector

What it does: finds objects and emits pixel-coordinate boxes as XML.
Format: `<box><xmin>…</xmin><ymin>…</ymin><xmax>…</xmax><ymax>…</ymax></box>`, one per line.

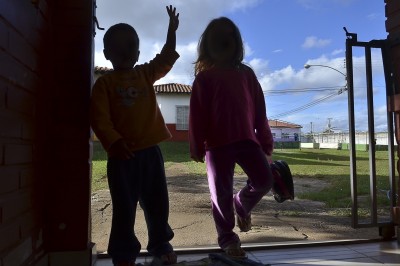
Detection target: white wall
<box><xmin>271</xmin><ymin>127</ymin><xmax>301</xmax><ymax>142</ymax></box>
<box><xmin>304</xmin><ymin>132</ymin><xmax>395</xmax><ymax>145</ymax></box>
<box><xmin>157</xmin><ymin>94</ymin><xmax>190</xmax><ymax>123</ymax></box>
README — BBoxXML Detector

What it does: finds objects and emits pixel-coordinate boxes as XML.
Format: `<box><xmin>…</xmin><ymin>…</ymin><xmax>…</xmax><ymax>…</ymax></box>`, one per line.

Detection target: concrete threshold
<box><xmin>96</xmin><ymin>238</ymin><xmax>391</xmax><ymax>259</ymax></box>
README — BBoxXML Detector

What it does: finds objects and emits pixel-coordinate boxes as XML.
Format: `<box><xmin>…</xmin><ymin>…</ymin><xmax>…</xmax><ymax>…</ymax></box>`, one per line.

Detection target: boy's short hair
<box><xmin>103</xmin><ymin>23</ymin><xmax>139</xmax><ymax>50</ymax></box>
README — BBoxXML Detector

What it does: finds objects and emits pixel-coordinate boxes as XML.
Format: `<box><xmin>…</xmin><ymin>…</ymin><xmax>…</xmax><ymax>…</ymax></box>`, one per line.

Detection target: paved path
<box><xmin>92</xmin><ymin>175</ymin><xmax>381</xmax><ymax>253</ymax></box>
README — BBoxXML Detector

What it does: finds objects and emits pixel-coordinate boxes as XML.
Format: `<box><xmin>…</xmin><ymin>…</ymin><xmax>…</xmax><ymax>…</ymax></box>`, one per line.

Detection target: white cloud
<box><xmin>367</xmin><ymin>13</ymin><xmax>380</xmax><ymax>20</ymax></box>
<box><xmin>297</xmin><ymin>0</ymin><xmax>320</xmax><ymax>10</ymax></box>
<box><xmin>155</xmin><ymin>42</ymin><xmax>198</xmax><ymax>85</ymax></box>
<box><xmin>297</xmin><ymin>0</ymin><xmax>355</xmax><ymax>10</ymax></box>
<box><xmin>302</xmin><ymin>36</ymin><xmax>331</xmax><ymax>49</ymax></box>
<box><xmin>331</xmin><ymin>49</ymin><xmax>344</xmax><ymax>56</ymax></box>
<box><xmin>94</xmin><ymin>0</ymin><xmax>263</xmax><ymax>52</ymax></box>
<box><xmin>272</xmin><ymin>49</ymin><xmax>283</xmax><ymax>53</ymax></box>
<box><xmin>259</xmin><ymin>52</ymin><xmax>386</xmax><ymax>130</ymax></box>
<box><xmin>94</xmin><ymin>0</ymin><xmax>264</xmax><ymax>85</ymax></box>
<box><xmin>374</xmin><ymin>105</ymin><xmax>389</xmax><ymax>132</ymax></box>
<box><xmin>94</xmin><ymin>50</ymin><xmax>112</xmax><ymax>68</ymax></box>
<box><xmin>228</xmin><ymin>0</ymin><xmax>263</xmax><ymax>11</ymax></box>
<box><xmin>259</xmin><ymin>65</ymin><xmax>296</xmax><ymax>92</ymax></box>
<box><xmin>244</xmin><ymin>42</ymin><xmax>254</xmax><ymax>57</ymax></box>
<box><xmin>247</xmin><ymin>58</ymin><xmax>269</xmax><ymax>78</ymax></box>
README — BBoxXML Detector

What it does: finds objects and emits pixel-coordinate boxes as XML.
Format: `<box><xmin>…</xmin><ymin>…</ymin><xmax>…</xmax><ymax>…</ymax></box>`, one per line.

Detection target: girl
<box><xmin>189</xmin><ymin>17</ymin><xmax>274</xmax><ymax>258</ymax></box>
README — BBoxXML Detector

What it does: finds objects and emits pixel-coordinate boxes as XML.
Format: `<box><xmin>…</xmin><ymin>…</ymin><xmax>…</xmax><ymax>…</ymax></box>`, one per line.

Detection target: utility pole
<box><xmin>327</xmin><ymin>118</ymin><xmax>333</xmax><ymax>132</ymax></box>
<box><xmin>310</xmin><ymin>122</ymin><xmax>313</xmax><ymax>134</ymax></box>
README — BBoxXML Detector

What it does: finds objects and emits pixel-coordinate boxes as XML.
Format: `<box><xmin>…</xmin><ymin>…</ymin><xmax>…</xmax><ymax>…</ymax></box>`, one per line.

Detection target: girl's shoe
<box><xmin>270</xmin><ymin>160</ymin><xmax>294</xmax><ymax>203</ymax></box>
<box><xmin>159</xmin><ymin>251</ymin><xmax>177</xmax><ymax>265</ymax></box>
<box><xmin>222</xmin><ymin>242</ymin><xmax>247</xmax><ymax>259</ymax></box>
<box><xmin>236</xmin><ymin>214</ymin><xmax>252</xmax><ymax>232</ymax></box>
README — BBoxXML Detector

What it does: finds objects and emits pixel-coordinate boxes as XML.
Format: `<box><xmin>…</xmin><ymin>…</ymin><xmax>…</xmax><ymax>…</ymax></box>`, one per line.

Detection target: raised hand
<box><xmin>166</xmin><ymin>5</ymin><xmax>179</xmax><ymax>32</ymax></box>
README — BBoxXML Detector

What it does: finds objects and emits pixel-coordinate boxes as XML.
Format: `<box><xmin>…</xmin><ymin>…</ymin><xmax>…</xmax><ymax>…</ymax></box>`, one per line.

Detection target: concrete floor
<box><xmin>95</xmin><ymin>240</ymin><xmax>400</xmax><ymax>265</ymax></box>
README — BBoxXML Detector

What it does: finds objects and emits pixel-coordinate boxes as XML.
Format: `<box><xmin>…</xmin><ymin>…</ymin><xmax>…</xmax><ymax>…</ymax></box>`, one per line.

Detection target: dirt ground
<box><xmin>91</xmin><ymin>163</ymin><xmax>381</xmax><ymax>253</ymax></box>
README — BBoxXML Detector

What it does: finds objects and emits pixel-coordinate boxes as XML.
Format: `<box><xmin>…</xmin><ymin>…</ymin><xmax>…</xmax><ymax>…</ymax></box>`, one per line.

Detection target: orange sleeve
<box><xmin>140</xmin><ymin>45</ymin><xmax>180</xmax><ymax>84</ymax></box>
<box><xmin>90</xmin><ymin>77</ymin><xmax>122</xmax><ymax>151</ymax></box>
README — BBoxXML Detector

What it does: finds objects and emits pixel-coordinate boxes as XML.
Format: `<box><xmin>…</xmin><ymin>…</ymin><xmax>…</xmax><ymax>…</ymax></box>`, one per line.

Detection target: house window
<box><xmin>282</xmin><ymin>133</ymin><xmax>290</xmax><ymax>139</ymax></box>
<box><xmin>176</xmin><ymin>105</ymin><xmax>189</xmax><ymax>130</ymax></box>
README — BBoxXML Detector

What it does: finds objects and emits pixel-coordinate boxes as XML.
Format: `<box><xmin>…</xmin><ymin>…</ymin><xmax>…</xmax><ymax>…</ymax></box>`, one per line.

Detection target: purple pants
<box><xmin>205</xmin><ymin>140</ymin><xmax>272</xmax><ymax>248</ymax></box>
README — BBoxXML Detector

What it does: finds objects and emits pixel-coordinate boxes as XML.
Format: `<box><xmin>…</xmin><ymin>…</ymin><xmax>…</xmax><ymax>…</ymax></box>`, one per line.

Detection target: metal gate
<box><xmin>345</xmin><ymin>29</ymin><xmax>398</xmax><ymax>234</ymax></box>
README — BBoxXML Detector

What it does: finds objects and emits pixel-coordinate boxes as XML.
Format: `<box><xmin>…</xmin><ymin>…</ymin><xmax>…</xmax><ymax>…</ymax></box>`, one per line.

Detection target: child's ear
<box><xmin>103</xmin><ymin>48</ymin><xmax>110</xmax><ymax>60</ymax></box>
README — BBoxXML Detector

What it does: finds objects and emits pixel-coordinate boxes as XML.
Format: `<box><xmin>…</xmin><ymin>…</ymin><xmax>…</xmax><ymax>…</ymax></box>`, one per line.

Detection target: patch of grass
<box><xmin>92</xmin><ymin>160</ymin><xmax>108</xmax><ymax>191</ymax></box>
<box><xmin>92</xmin><ymin>141</ymin><xmax>108</xmax><ymax>161</ymax></box>
<box><xmin>280</xmin><ymin>210</ymin><xmax>304</xmax><ymax>217</ymax></box>
<box><xmin>160</xmin><ymin>142</ymin><xmax>246</xmax><ymax>175</ymax></box>
<box><xmin>160</xmin><ymin>142</ymin><xmax>193</xmax><ymax>163</ymax></box>
<box><xmin>275</xmin><ymin>149</ymin><xmax>391</xmax><ymax>208</ymax></box>
<box><xmin>91</xmin><ymin>142</ymin><xmax>393</xmax><ymax>211</ymax></box>
<box><xmin>328</xmin><ymin>208</ymin><xmax>352</xmax><ymax>217</ymax></box>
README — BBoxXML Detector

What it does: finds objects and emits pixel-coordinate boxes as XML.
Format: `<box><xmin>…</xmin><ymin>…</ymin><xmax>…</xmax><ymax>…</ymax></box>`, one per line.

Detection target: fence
<box><xmin>300</xmin><ymin>132</ymin><xmax>396</xmax><ymax>151</ymax></box>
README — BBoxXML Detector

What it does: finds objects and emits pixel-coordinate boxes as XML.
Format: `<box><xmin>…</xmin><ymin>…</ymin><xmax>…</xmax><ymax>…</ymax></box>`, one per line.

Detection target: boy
<box><xmin>90</xmin><ymin>6</ymin><xmax>179</xmax><ymax>266</ymax></box>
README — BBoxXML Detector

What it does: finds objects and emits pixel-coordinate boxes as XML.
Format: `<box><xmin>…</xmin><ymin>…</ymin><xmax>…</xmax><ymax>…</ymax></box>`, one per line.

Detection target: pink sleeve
<box><xmin>189</xmin><ymin>76</ymin><xmax>207</xmax><ymax>158</ymax></box>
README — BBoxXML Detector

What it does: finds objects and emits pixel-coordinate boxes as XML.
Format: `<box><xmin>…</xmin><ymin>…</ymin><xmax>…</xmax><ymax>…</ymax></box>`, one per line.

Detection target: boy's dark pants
<box><xmin>106</xmin><ymin>145</ymin><xmax>174</xmax><ymax>263</ymax></box>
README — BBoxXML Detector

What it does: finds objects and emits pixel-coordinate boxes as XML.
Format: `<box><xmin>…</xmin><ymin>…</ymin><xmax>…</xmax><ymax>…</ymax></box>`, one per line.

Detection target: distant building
<box><xmin>269</xmin><ymin>119</ymin><xmax>302</xmax><ymax>142</ymax></box>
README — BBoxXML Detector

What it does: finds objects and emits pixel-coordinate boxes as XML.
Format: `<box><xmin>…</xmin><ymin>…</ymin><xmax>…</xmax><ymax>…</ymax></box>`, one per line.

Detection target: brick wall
<box><xmin>166</xmin><ymin>124</ymin><xmax>189</xmax><ymax>142</ymax></box>
<box><xmin>0</xmin><ymin>0</ymin><xmax>52</xmax><ymax>265</ymax></box>
<box><xmin>41</xmin><ymin>0</ymin><xmax>93</xmax><ymax>253</ymax></box>
<box><xmin>0</xmin><ymin>0</ymin><xmax>94</xmax><ymax>265</ymax></box>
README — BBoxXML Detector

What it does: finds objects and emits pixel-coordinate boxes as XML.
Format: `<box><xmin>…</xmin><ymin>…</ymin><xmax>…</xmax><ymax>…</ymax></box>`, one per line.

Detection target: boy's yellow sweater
<box><xmin>90</xmin><ymin>46</ymin><xmax>179</xmax><ymax>156</ymax></box>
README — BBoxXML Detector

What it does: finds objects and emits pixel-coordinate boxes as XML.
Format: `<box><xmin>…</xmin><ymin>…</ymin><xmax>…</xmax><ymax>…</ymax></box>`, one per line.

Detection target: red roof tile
<box><xmin>94</xmin><ymin>66</ymin><xmax>113</xmax><ymax>74</ymax></box>
<box><xmin>268</xmin><ymin>119</ymin><xmax>302</xmax><ymax>129</ymax></box>
<box><xmin>94</xmin><ymin>67</ymin><xmax>192</xmax><ymax>94</ymax></box>
<box><xmin>154</xmin><ymin>83</ymin><xmax>192</xmax><ymax>94</ymax></box>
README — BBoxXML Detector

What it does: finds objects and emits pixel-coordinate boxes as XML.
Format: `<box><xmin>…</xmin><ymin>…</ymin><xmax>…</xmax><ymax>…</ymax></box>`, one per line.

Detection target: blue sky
<box><xmin>94</xmin><ymin>0</ymin><xmax>388</xmax><ymax>133</ymax></box>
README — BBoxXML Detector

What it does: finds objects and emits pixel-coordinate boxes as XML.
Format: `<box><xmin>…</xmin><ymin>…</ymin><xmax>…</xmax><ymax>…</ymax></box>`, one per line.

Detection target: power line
<box><xmin>264</xmin><ymin>86</ymin><xmax>344</xmax><ymax>94</ymax></box>
<box><xmin>270</xmin><ymin>90</ymin><xmax>343</xmax><ymax>119</ymax></box>
<box><xmin>264</xmin><ymin>84</ymin><xmax>385</xmax><ymax>96</ymax></box>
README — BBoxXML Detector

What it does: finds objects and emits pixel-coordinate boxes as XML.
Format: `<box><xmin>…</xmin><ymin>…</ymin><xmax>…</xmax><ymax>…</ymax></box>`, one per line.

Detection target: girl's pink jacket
<box><xmin>189</xmin><ymin>65</ymin><xmax>274</xmax><ymax>159</ymax></box>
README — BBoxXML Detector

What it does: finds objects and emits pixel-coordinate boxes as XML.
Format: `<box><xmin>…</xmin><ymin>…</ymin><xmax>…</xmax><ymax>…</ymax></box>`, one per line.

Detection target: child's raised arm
<box><xmin>165</xmin><ymin>5</ymin><xmax>179</xmax><ymax>50</ymax></box>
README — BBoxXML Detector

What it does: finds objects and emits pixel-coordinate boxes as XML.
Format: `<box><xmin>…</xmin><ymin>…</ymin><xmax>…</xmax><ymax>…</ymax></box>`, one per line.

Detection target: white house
<box><xmin>154</xmin><ymin>83</ymin><xmax>191</xmax><ymax>141</ymax></box>
<box><xmin>269</xmin><ymin>119</ymin><xmax>302</xmax><ymax>142</ymax></box>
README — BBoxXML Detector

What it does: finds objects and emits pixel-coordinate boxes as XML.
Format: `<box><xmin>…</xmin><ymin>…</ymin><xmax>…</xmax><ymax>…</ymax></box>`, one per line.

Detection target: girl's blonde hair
<box><xmin>194</xmin><ymin>17</ymin><xmax>244</xmax><ymax>75</ymax></box>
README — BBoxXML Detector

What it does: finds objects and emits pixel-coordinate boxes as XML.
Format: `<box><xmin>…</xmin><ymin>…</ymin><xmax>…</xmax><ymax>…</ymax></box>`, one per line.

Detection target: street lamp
<box><xmin>304</xmin><ymin>64</ymin><xmax>347</xmax><ymax>93</ymax></box>
<box><xmin>304</xmin><ymin>64</ymin><xmax>347</xmax><ymax>77</ymax></box>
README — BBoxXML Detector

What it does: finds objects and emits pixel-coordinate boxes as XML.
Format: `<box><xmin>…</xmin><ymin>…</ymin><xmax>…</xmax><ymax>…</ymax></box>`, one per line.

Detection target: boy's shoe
<box><xmin>270</xmin><ymin>160</ymin><xmax>294</xmax><ymax>203</ymax></box>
